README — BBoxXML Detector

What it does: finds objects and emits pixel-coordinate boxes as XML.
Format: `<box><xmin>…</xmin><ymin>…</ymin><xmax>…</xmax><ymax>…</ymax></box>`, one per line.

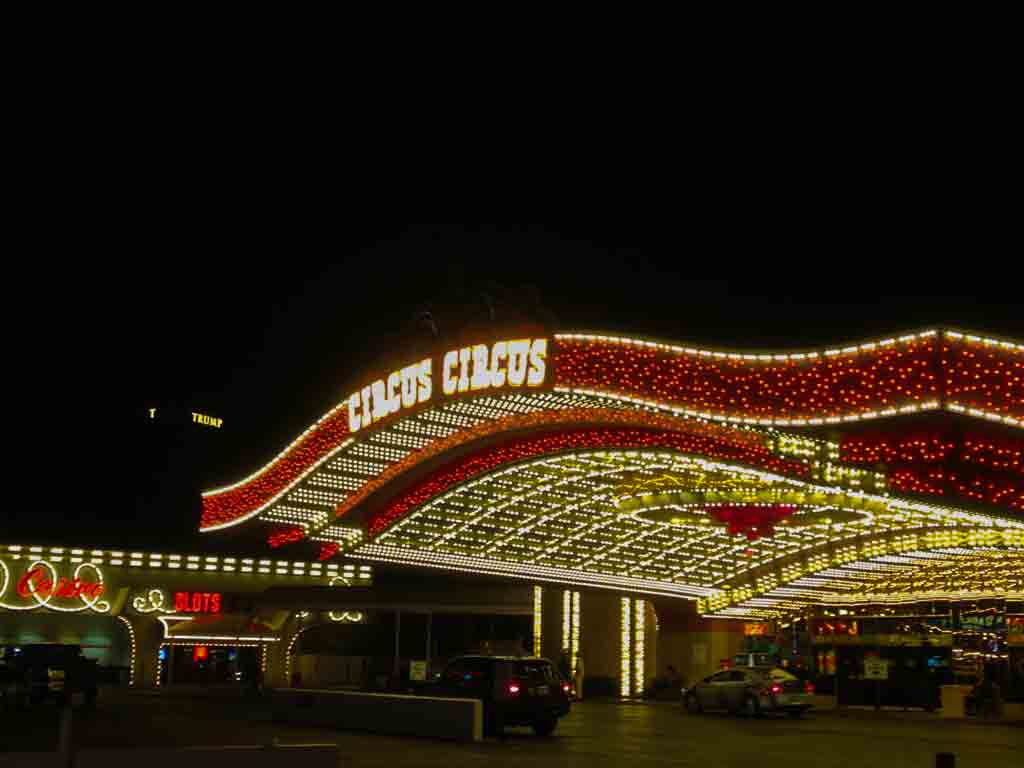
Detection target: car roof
<box><xmin>450</xmin><ymin>655</ymin><xmax>551</xmax><ymax>663</ymax></box>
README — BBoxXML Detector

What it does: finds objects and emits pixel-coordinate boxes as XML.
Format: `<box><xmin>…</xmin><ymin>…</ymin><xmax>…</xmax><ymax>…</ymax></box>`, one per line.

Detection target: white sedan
<box><xmin>684</xmin><ymin>667</ymin><xmax>814</xmax><ymax>718</ymax></box>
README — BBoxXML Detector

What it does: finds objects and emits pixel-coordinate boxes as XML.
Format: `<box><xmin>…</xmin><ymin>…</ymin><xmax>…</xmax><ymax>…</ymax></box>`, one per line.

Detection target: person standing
<box><xmin>666</xmin><ymin>664</ymin><xmax>682</xmax><ymax>698</ymax></box>
<box><xmin>558</xmin><ymin>649</ymin><xmax>571</xmax><ymax>683</ymax></box>
<box><xmin>574</xmin><ymin>653</ymin><xmax>586</xmax><ymax>703</ymax></box>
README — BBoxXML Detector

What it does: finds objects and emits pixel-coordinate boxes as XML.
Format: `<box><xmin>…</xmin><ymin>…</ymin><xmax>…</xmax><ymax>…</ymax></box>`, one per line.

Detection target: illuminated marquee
<box><xmin>192</xmin><ymin>412</ymin><xmax>223</xmax><ymax>428</ymax></box>
<box><xmin>812</xmin><ymin>619</ymin><xmax>859</xmax><ymax>637</ymax></box>
<box><xmin>174</xmin><ymin>591</ymin><xmax>223</xmax><ymax>613</ymax></box>
<box><xmin>199</xmin><ymin>328</ymin><xmax>1022</xmax><ymax>535</ymax></box>
<box><xmin>0</xmin><ymin>558</ymin><xmax>110</xmax><ymax>613</ymax></box>
<box><xmin>17</xmin><ymin>566</ymin><xmax>104</xmax><ymax>600</ymax></box>
<box><xmin>347</xmin><ymin>337</ymin><xmax>548</xmax><ymax>433</ymax></box>
<box><xmin>1009</xmin><ymin>616</ymin><xmax>1024</xmax><ymax>646</ymax></box>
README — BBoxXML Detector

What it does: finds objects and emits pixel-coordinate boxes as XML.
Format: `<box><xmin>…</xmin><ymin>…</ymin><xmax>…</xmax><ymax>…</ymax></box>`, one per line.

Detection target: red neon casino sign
<box><xmin>16</xmin><ymin>566</ymin><xmax>105</xmax><ymax>600</ymax></box>
<box><xmin>174</xmin><ymin>591</ymin><xmax>222</xmax><ymax>613</ymax></box>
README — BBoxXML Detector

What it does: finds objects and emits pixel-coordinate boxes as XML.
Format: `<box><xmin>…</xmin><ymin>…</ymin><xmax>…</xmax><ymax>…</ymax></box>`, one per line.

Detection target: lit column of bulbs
<box><xmin>571</xmin><ymin>591</ymin><xmax>580</xmax><ymax>674</ymax></box>
<box><xmin>633</xmin><ymin>599</ymin><xmax>645</xmax><ymax>697</ymax></box>
<box><xmin>620</xmin><ymin>597</ymin><xmax>632</xmax><ymax>698</ymax></box>
<box><xmin>533</xmin><ymin>586</ymin><xmax>543</xmax><ymax>656</ymax></box>
<box><xmin>117</xmin><ymin>616</ymin><xmax>137</xmax><ymax>687</ymax></box>
<box><xmin>562</xmin><ymin>590</ymin><xmax>571</xmax><ymax>658</ymax></box>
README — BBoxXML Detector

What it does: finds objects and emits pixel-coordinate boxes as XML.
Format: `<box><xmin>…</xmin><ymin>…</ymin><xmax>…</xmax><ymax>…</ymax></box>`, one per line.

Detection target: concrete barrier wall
<box><xmin>76</xmin><ymin>745</ymin><xmax>338</xmax><ymax>768</ymax></box>
<box><xmin>294</xmin><ymin>654</ymin><xmax>370</xmax><ymax>687</ymax></box>
<box><xmin>3</xmin><ymin>755</ymin><xmax>63</xmax><ymax>768</ymax></box>
<box><xmin>808</xmin><ymin>694</ymin><xmax>837</xmax><ymax>710</ymax></box>
<box><xmin>1</xmin><ymin>745</ymin><xmax>338</xmax><ymax>768</ymax></box>
<box><xmin>1003</xmin><ymin>702</ymin><xmax>1024</xmax><ymax>721</ymax></box>
<box><xmin>268</xmin><ymin>687</ymin><xmax>483</xmax><ymax>741</ymax></box>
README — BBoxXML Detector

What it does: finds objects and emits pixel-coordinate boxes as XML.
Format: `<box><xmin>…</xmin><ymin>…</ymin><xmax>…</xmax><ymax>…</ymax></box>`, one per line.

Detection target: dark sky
<box><xmin>13</xmin><ymin>223</ymin><xmax>1023</xmax><ymax>551</ymax></box>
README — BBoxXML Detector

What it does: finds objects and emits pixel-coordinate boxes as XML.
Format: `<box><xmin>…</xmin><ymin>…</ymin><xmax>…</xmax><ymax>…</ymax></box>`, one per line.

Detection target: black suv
<box><xmin>429</xmin><ymin>655</ymin><xmax>571</xmax><ymax>736</ymax></box>
<box><xmin>1</xmin><ymin>644</ymin><xmax>98</xmax><ymax>709</ymax></box>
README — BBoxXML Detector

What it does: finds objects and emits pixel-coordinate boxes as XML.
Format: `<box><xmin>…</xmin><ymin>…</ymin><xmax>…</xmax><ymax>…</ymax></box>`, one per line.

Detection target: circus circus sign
<box><xmin>0</xmin><ymin>558</ymin><xmax>111</xmax><ymax>613</ymax></box>
<box><xmin>347</xmin><ymin>337</ymin><xmax>549</xmax><ymax>433</ymax></box>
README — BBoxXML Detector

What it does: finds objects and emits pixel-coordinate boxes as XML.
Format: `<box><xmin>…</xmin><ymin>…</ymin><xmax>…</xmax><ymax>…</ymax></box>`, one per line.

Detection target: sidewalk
<box><xmin>129</xmin><ymin>684</ymin><xmax>253</xmax><ymax>699</ymax></box>
<box><xmin>644</xmin><ymin>697</ymin><xmax>1024</xmax><ymax>727</ymax></box>
<box><xmin>811</xmin><ymin>705</ymin><xmax>1024</xmax><ymax>727</ymax></box>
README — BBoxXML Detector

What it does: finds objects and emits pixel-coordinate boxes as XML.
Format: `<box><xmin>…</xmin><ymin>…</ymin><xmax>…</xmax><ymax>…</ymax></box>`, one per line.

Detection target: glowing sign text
<box><xmin>192</xmin><ymin>412</ymin><xmax>223</xmax><ymax>428</ymax></box>
<box><xmin>16</xmin><ymin>567</ymin><xmax>105</xmax><ymax>600</ymax></box>
<box><xmin>347</xmin><ymin>337</ymin><xmax>548</xmax><ymax>433</ymax></box>
<box><xmin>0</xmin><ymin>559</ymin><xmax>110</xmax><ymax>613</ymax></box>
<box><xmin>174</xmin><ymin>591</ymin><xmax>222</xmax><ymax>613</ymax></box>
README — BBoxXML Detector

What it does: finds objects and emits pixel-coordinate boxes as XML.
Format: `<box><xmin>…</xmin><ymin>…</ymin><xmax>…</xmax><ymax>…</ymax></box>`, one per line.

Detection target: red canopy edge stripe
<box><xmin>943</xmin><ymin>336</ymin><xmax>1024</xmax><ymax>419</ymax></box>
<box><xmin>200</xmin><ymin>409</ymin><xmax>351</xmax><ymax>529</ymax></box>
<box><xmin>365</xmin><ymin>425</ymin><xmax>809</xmax><ymax>539</ymax></box>
<box><xmin>201</xmin><ymin>331</ymin><xmax>1024</xmax><ymax>530</ymax></box>
<box><xmin>555</xmin><ymin>335</ymin><xmax>1022</xmax><ymax>421</ymax></box>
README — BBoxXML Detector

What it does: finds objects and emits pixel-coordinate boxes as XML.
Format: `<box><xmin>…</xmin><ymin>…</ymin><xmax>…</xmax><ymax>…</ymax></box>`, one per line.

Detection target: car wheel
<box><xmin>532</xmin><ymin>717</ymin><xmax>558</xmax><ymax>737</ymax></box>
<box><xmin>685</xmin><ymin>693</ymin><xmax>702</xmax><ymax>714</ymax></box>
<box><xmin>745</xmin><ymin>695</ymin><xmax>760</xmax><ymax>718</ymax></box>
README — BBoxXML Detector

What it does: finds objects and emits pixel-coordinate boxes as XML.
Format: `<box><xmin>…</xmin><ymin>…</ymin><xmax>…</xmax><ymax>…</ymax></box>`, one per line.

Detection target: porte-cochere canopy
<box><xmin>201</xmin><ymin>328</ymin><xmax>1024</xmax><ymax>619</ymax></box>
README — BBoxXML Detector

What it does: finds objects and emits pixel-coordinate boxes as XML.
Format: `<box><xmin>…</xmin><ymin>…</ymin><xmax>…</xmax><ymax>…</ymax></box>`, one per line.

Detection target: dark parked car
<box><xmin>427</xmin><ymin>655</ymin><xmax>571</xmax><ymax>736</ymax></box>
<box><xmin>684</xmin><ymin>666</ymin><xmax>813</xmax><ymax>718</ymax></box>
<box><xmin>0</xmin><ymin>644</ymin><xmax>98</xmax><ymax>709</ymax></box>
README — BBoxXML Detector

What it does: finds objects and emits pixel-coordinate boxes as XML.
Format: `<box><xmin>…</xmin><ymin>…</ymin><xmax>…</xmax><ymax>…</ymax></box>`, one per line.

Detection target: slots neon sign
<box><xmin>174</xmin><ymin>591</ymin><xmax>222</xmax><ymax>613</ymax></box>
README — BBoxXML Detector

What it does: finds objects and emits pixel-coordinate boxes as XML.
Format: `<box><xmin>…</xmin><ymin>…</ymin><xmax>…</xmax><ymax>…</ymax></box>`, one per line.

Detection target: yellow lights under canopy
<box><xmin>357</xmin><ymin>449</ymin><xmax>1024</xmax><ymax>616</ymax></box>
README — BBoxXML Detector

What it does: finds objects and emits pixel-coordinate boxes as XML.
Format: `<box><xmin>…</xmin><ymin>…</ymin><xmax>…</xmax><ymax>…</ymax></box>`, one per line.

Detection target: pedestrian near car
<box><xmin>574</xmin><ymin>654</ymin><xmax>586</xmax><ymax>702</ymax></box>
<box><xmin>667</xmin><ymin>665</ymin><xmax>681</xmax><ymax>687</ymax></box>
<box><xmin>558</xmin><ymin>649</ymin><xmax>571</xmax><ymax>682</ymax></box>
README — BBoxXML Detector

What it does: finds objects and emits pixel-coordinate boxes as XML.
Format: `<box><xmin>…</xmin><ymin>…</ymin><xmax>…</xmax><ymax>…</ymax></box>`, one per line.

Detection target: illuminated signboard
<box><xmin>1008</xmin><ymin>616</ymin><xmax>1024</xmax><ymax>646</ymax></box>
<box><xmin>174</xmin><ymin>591</ymin><xmax>222</xmax><ymax>613</ymax></box>
<box><xmin>17</xmin><ymin>566</ymin><xmax>104</xmax><ymax>601</ymax></box>
<box><xmin>812</xmin><ymin>619</ymin><xmax>859</xmax><ymax>637</ymax></box>
<box><xmin>960</xmin><ymin>612</ymin><xmax>1004</xmax><ymax>631</ymax></box>
<box><xmin>0</xmin><ymin>559</ymin><xmax>110</xmax><ymax>613</ymax></box>
<box><xmin>191</xmin><ymin>412</ymin><xmax>223</xmax><ymax>428</ymax></box>
<box><xmin>145</xmin><ymin>406</ymin><xmax>222</xmax><ymax>428</ymax></box>
<box><xmin>347</xmin><ymin>337</ymin><xmax>549</xmax><ymax>433</ymax></box>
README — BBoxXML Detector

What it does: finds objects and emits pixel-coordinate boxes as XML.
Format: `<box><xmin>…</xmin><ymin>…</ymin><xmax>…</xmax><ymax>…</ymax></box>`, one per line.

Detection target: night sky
<box><xmin>14</xmin><ymin>224</ymin><xmax>1022</xmax><ymax>552</ymax></box>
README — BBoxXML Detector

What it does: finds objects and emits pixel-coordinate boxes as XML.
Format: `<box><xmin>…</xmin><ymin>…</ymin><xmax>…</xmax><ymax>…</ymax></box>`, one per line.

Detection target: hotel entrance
<box><xmin>158</xmin><ymin>643</ymin><xmax>262</xmax><ymax>686</ymax></box>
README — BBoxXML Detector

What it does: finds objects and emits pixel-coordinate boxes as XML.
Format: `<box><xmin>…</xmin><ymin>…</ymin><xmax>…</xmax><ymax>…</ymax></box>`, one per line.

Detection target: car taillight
<box><xmin>770</xmin><ymin>684</ymin><xmax>782</xmax><ymax>695</ymax></box>
<box><xmin>804</xmin><ymin>681</ymin><xmax>815</xmax><ymax>694</ymax></box>
<box><xmin>508</xmin><ymin>683</ymin><xmax>521</xmax><ymax>695</ymax></box>
<box><xmin>562</xmin><ymin>683</ymin><xmax>571</xmax><ymax>694</ymax></box>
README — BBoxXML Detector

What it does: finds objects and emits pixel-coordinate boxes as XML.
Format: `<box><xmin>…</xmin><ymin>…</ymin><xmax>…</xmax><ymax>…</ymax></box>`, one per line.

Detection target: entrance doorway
<box><xmin>159</xmin><ymin>644</ymin><xmax>263</xmax><ymax>686</ymax></box>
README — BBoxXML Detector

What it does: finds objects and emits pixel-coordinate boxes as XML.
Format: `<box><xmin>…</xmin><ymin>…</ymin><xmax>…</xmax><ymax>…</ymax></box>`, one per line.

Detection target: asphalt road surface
<box><xmin>2</xmin><ymin>691</ymin><xmax>1021</xmax><ymax>767</ymax></box>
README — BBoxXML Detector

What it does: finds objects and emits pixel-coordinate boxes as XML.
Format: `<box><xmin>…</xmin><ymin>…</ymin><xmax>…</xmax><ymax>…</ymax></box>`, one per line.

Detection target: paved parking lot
<box><xmin>2</xmin><ymin>691</ymin><xmax>1020</xmax><ymax>767</ymax></box>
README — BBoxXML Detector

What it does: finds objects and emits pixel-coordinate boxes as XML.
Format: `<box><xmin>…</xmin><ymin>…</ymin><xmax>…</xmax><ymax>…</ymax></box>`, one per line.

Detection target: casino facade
<box><xmin>4</xmin><ymin>325</ymin><xmax>1023</xmax><ymax>701</ymax></box>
